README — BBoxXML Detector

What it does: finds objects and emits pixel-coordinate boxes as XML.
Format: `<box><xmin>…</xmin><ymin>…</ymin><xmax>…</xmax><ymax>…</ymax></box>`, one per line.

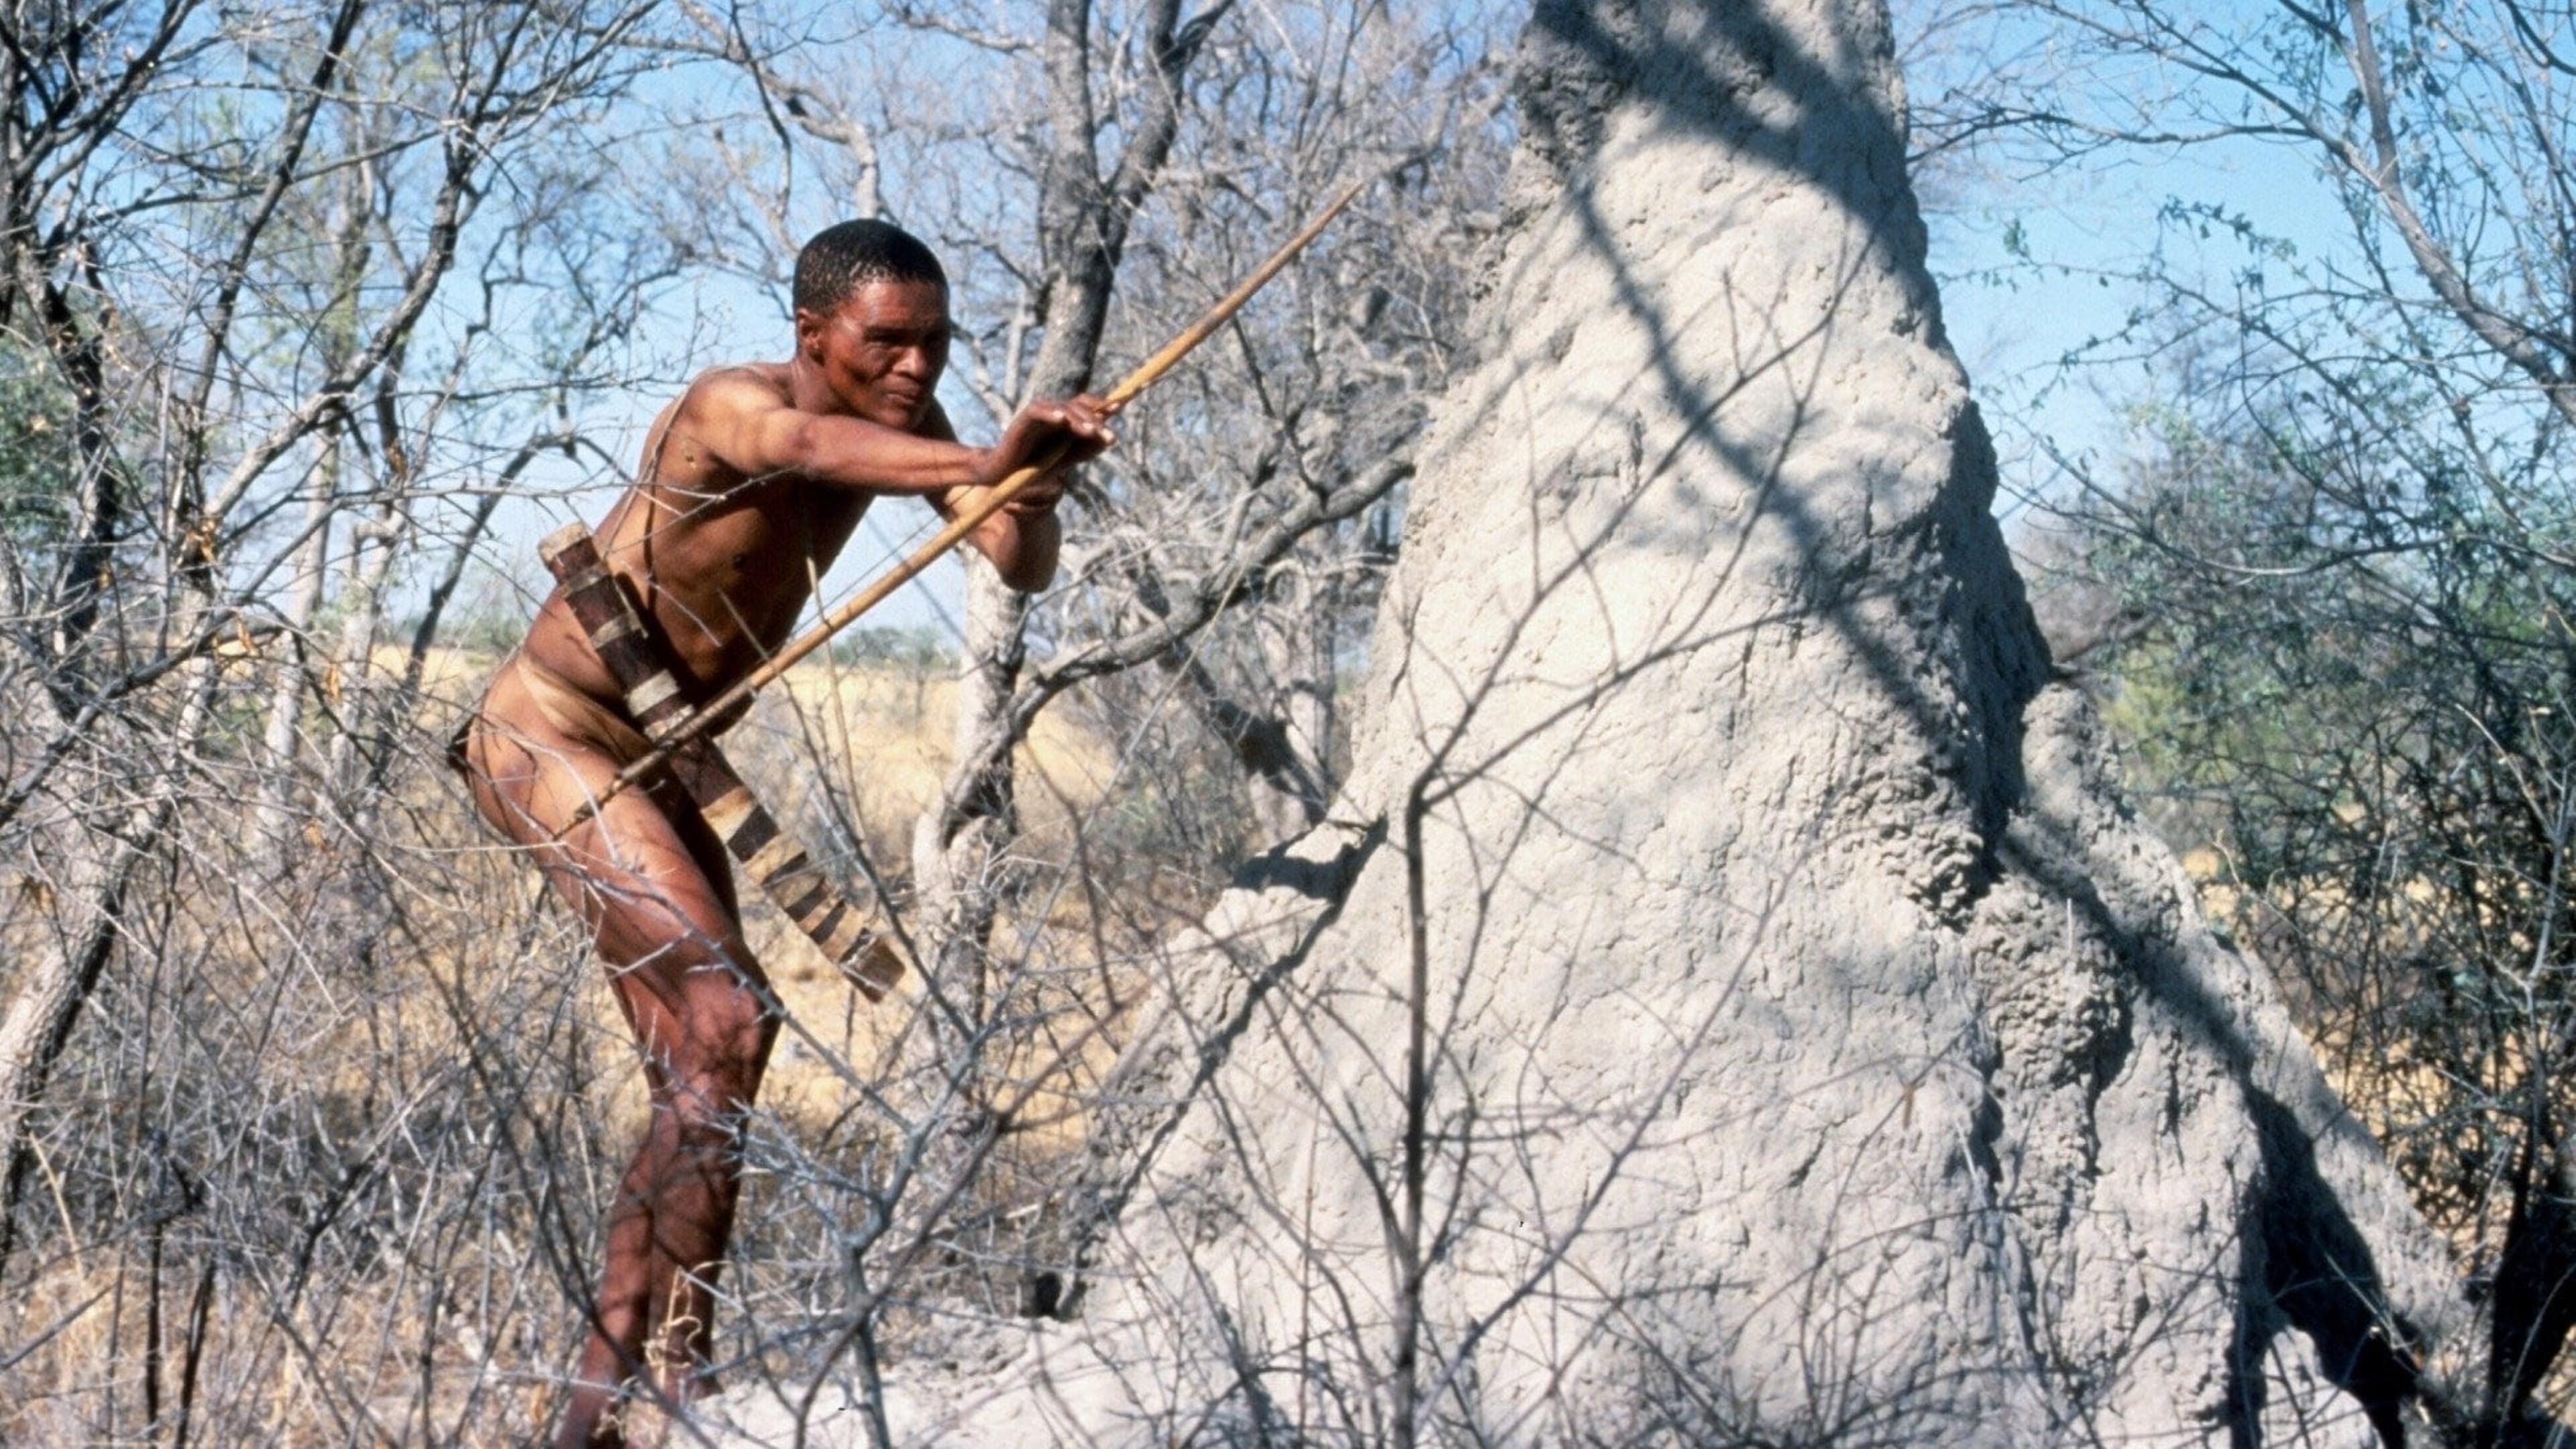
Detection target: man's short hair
<box><xmin>794</xmin><ymin>219</ymin><xmax>947</xmax><ymax>315</ymax></box>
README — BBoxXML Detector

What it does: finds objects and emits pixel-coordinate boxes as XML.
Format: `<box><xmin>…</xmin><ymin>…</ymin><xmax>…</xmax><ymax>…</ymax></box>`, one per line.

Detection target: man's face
<box><xmin>798</xmin><ymin>277</ymin><xmax>951</xmax><ymax>429</ymax></box>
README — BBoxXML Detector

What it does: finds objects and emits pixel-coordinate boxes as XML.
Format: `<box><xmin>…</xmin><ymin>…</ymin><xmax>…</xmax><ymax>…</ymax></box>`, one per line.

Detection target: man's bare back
<box><xmin>455</xmin><ymin>220</ymin><xmax>1107</xmax><ymax>1447</ymax></box>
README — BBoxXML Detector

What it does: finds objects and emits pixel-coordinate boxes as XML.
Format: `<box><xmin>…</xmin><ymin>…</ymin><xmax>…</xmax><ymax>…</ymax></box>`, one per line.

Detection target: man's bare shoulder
<box><xmin>677</xmin><ymin>362</ymin><xmax>794</xmax><ymax>424</ymax></box>
<box><xmin>643</xmin><ymin>364</ymin><xmax>804</xmax><ymax>489</ymax></box>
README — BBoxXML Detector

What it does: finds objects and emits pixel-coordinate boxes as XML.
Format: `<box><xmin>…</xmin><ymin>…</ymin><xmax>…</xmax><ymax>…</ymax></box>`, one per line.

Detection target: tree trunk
<box><xmin>255</xmin><ymin>448</ymin><xmax>335</xmax><ymax>866</ymax></box>
<box><xmin>911</xmin><ymin>559</ymin><xmax>1030</xmax><ymax>1035</ymax></box>
<box><xmin>322</xmin><ymin>494</ymin><xmax>402</xmax><ymax>802</ymax></box>
<box><xmin>861</xmin><ymin>0</ymin><xmax>2496</xmax><ymax>1441</ymax></box>
<box><xmin>907</xmin><ymin>0</ymin><xmax>1214</xmax><ymax>1055</ymax></box>
<box><xmin>0</xmin><ymin>662</ymin><xmax>217</xmax><ymax>1283</ymax></box>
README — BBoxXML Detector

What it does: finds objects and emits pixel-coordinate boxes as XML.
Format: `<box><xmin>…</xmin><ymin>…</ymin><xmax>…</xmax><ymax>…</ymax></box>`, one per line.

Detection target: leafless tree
<box><xmin>0</xmin><ymin>1</ymin><xmax>714</xmax><ymax>1439</ymax></box>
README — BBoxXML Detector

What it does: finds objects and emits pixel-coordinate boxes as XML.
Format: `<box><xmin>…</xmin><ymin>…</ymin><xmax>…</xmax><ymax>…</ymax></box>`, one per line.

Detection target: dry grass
<box><xmin>0</xmin><ymin>643</ymin><xmax>1183</xmax><ymax>1446</ymax></box>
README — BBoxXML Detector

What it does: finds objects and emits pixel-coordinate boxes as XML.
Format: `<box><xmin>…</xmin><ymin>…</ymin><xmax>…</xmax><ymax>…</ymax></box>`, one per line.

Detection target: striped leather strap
<box><xmin>537</xmin><ymin>523</ymin><xmax>905</xmax><ymax>1002</ymax></box>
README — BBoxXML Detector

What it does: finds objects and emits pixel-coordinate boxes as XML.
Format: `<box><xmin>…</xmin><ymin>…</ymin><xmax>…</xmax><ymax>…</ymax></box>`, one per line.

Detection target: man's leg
<box><xmin>462</xmin><ymin>676</ymin><xmax>777</xmax><ymax>1446</ymax></box>
<box><xmin>579</xmin><ymin>790</ymin><xmax>771</xmax><ymax>1413</ymax></box>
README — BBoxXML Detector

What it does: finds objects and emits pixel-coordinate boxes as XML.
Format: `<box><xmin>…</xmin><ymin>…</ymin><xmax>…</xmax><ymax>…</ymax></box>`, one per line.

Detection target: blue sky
<box><xmin>1929</xmin><ymin>131</ymin><xmax>2351</xmax><ymax>527</ymax></box>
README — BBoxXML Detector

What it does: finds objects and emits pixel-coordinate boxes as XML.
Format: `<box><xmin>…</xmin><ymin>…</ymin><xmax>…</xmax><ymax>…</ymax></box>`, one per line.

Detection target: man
<box><xmin>456</xmin><ymin>219</ymin><xmax>1110</xmax><ymax>1446</ymax></box>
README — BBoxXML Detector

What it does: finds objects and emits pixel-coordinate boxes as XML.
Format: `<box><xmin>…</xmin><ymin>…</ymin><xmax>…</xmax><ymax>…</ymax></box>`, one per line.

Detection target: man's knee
<box><xmin>694</xmin><ymin>952</ymin><xmax>777</xmax><ymax>1049</ymax></box>
<box><xmin>663</xmin><ymin>1087</ymin><xmax>753</xmax><ymax>1150</ymax></box>
<box><xmin>665</xmin><ymin>989</ymin><xmax>777</xmax><ymax>1120</ymax></box>
<box><xmin>607</xmin><ymin>921</ymin><xmax>763</xmax><ymax>1000</ymax></box>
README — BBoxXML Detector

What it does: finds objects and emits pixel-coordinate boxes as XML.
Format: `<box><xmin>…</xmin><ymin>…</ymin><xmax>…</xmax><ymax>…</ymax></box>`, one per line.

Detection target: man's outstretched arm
<box><xmin>686</xmin><ymin>369</ymin><xmax>992</xmax><ymax>494</ymax></box>
<box><xmin>688</xmin><ymin>370</ymin><xmax>1111</xmax><ymax>500</ymax></box>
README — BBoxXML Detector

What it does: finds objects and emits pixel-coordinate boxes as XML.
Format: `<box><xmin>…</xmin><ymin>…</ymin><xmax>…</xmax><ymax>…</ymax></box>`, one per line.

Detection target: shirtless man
<box><xmin>456</xmin><ymin>219</ymin><xmax>1110</xmax><ymax>1446</ymax></box>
